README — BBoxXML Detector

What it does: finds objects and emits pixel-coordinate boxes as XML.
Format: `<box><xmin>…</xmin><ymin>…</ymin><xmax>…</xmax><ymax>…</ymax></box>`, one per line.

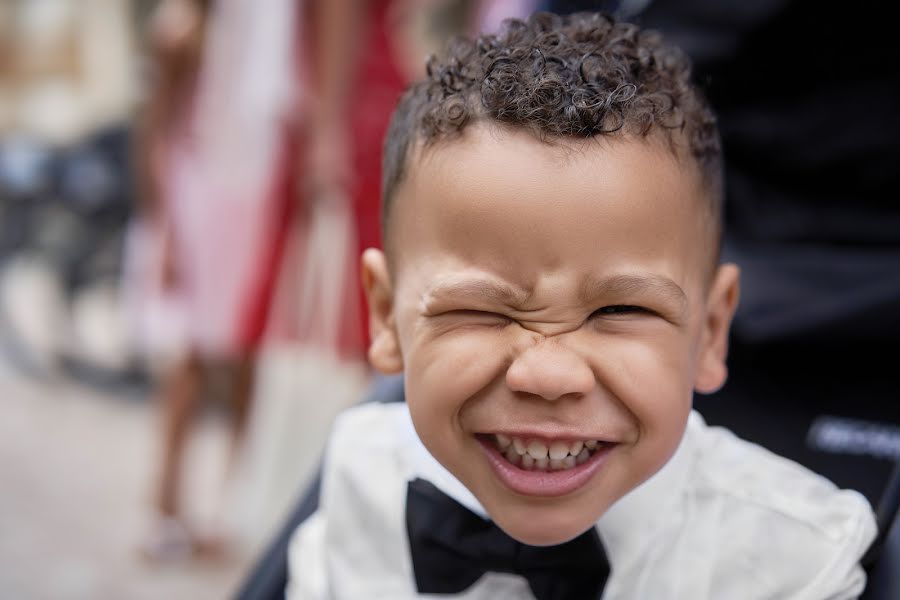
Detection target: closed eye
<box><xmin>591</xmin><ymin>305</ymin><xmax>653</xmax><ymax>317</ymax></box>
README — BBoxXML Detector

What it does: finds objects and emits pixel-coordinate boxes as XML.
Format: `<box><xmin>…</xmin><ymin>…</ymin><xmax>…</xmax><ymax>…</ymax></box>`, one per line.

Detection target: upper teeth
<box><xmin>494</xmin><ymin>434</ymin><xmax>602</xmax><ymax>470</ymax></box>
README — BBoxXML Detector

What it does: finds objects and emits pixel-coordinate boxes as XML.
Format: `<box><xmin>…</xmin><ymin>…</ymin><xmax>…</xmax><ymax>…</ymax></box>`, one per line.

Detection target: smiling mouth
<box><xmin>483</xmin><ymin>433</ymin><xmax>615</xmax><ymax>472</ymax></box>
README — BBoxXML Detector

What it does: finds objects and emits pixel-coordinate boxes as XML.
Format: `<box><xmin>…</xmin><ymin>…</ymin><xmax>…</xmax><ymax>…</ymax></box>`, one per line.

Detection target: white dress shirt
<box><xmin>287</xmin><ymin>403</ymin><xmax>877</xmax><ymax>599</ymax></box>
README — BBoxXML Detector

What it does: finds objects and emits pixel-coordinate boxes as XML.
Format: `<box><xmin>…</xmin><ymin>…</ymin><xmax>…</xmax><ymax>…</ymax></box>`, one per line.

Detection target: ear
<box><xmin>694</xmin><ymin>263</ymin><xmax>740</xmax><ymax>394</ymax></box>
<box><xmin>361</xmin><ymin>248</ymin><xmax>403</xmax><ymax>374</ymax></box>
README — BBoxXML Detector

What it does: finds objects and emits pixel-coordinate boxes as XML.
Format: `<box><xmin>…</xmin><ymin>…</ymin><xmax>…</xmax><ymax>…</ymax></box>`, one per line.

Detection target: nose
<box><xmin>505</xmin><ymin>338</ymin><xmax>595</xmax><ymax>401</ymax></box>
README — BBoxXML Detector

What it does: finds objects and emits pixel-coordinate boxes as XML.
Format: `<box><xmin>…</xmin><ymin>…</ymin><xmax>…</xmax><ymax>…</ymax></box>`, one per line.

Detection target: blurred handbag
<box><xmin>236</xmin><ymin>191</ymin><xmax>369</xmax><ymax>542</ymax></box>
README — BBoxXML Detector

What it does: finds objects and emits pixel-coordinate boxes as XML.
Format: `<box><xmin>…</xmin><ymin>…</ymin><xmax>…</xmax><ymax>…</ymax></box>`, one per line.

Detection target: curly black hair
<box><xmin>381</xmin><ymin>11</ymin><xmax>722</xmax><ymax>243</ymax></box>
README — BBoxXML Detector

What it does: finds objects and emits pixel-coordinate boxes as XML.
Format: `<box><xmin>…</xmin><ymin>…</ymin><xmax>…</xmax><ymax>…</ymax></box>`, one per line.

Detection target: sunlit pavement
<box><xmin>0</xmin><ymin>358</ymin><xmax>254</xmax><ymax>600</ymax></box>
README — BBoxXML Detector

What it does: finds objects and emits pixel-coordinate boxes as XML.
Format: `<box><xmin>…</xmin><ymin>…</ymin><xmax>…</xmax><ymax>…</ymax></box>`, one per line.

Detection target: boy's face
<box><xmin>363</xmin><ymin>124</ymin><xmax>739</xmax><ymax>546</ymax></box>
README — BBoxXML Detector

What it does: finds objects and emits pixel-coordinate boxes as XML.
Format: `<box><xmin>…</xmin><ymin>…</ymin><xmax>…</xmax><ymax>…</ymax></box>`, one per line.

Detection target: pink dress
<box><xmin>126</xmin><ymin>0</ymin><xmax>298</xmax><ymax>360</ymax></box>
<box><xmin>125</xmin><ymin>105</ymin><xmax>293</xmax><ymax>360</ymax></box>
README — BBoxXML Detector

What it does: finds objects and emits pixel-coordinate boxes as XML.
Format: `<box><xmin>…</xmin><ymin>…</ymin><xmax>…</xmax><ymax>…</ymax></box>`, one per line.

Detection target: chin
<box><xmin>492</xmin><ymin>504</ymin><xmax>600</xmax><ymax>547</ymax></box>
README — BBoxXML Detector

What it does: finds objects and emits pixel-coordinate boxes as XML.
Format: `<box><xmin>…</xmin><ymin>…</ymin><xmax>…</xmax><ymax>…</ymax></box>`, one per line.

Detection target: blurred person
<box><xmin>130</xmin><ymin>0</ymin><xmax>296</xmax><ymax>561</ymax></box>
<box><xmin>0</xmin><ymin>0</ymin><xmax>136</xmax><ymax>375</ymax></box>
<box><xmin>230</xmin><ymin>0</ymin><xmax>416</xmax><ymax>541</ymax></box>
<box><xmin>133</xmin><ymin>0</ymin><xmax>420</xmax><ymax>555</ymax></box>
<box><xmin>301</xmin><ymin>0</ymin><xmax>412</xmax><ymax>356</ymax></box>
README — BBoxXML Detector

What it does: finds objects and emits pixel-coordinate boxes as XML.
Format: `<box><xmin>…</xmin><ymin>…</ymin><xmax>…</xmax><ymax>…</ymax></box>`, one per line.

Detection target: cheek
<box><xmin>404</xmin><ymin>328</ymin><xmax>511</xmax><ymax>444</ymax></box>
<box><xmin>595</xmin><ymin>331</ymin><xmax>694</xmax><ymax>438</ymax></box>
<box><xmin>588</xmin><ymin>333</ymin><xmax>694</xmax><ymax>496</ymax></box>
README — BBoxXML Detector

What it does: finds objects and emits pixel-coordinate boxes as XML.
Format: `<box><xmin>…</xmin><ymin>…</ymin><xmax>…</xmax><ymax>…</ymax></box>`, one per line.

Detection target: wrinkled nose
<box><xmin>505</xmin><ymin>339</ymin><xmax>594</xmax><ymax>401</ymax></box>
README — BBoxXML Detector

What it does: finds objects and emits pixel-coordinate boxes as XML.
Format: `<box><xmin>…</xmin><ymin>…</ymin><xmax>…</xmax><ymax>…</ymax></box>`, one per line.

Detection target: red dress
<box><xmin>252</xmin><ymin>0</ymin><xmax>407</xmax><ymax>359</ymax></box>
<box><xmin>346</xmin><ymin>0</ymin><xmax>408</xmax><ymax>353</ymax></box>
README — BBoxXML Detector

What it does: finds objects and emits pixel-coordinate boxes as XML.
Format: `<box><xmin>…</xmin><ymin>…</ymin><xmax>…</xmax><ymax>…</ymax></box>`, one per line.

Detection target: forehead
<box><xmin>389</xmin><ymin>124</ymin><xmax>712</xmax><ymax>299</ymax></box>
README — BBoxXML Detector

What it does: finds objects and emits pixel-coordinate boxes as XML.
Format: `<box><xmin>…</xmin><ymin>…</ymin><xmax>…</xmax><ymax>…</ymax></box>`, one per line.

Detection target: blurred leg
<box><xmin>189</xmin><ymin>353</ymin><xmax>256</xmax><ymax>558</ymax></box>
<box><xmin>227</xmin><ymin>352</ymin><xmax>256</xmax><ymax>469</ymax></box>
<box><xmin>156</xmin><ymin>352</ymin><xmax>204</xmax><ymax>518</ymax></box>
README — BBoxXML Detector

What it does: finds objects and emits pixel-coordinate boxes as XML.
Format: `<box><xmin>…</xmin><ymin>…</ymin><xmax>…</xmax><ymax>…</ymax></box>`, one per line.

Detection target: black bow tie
<box><xmin>405</xmin><ymin>478</ymin><xmax>610</xmax><ymax>600</ymax></box>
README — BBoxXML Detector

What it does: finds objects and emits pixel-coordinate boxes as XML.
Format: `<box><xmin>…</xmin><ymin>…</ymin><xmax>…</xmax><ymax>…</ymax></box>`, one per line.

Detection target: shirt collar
<box><xmin>595</xmin><ymin>412</ymin><xmax>698</xmax><ymax>568</ymax></box>
<box><xmin>396</xmin><ymin>405</ymin><xmax>490</xmax><ymax>518</ymax></box>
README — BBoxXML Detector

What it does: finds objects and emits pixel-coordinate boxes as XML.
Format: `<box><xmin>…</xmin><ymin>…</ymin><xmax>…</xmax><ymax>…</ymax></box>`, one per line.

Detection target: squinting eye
<box><xmin>591</xmin><ymin>305</ymin><xmax>650</xmax><ymax>317</ymax></box>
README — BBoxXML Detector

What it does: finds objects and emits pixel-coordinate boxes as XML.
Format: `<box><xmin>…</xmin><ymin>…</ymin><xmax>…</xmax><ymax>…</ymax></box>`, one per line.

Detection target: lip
<box><xmin>477</xmin><ymin>436</ymin><xmax>616</xmax><ymax>498</ymax></box>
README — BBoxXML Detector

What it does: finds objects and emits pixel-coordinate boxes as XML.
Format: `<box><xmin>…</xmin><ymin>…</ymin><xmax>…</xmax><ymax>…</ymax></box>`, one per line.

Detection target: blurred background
<box><xmin>0</xmin><ymin>0</ymin><xmax>491</xmax><ymax>597</ymax></box>
<box><xmin>1</xmin><ymin>0</ymin><xmax>897</xmax><ymax>598</ymax></box>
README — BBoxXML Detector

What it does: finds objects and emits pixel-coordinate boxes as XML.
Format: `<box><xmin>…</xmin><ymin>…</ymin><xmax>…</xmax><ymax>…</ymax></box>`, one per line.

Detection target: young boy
<box><xmin>287</xmin><ymin>12</ymin><xmax>876</xmax><ymax>599</ymax></box>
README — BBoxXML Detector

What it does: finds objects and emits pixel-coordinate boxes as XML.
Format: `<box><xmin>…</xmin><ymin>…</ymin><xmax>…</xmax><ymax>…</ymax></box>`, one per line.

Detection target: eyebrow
<box><xmin>423</xmin><ymin>277</ymin><xmax>532</xmax><ymax>308</ymax></box>
<box><xmin>579</xmin><ymin>273</ymin><xmax>687</xmax><ymax>308</ymax></box>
